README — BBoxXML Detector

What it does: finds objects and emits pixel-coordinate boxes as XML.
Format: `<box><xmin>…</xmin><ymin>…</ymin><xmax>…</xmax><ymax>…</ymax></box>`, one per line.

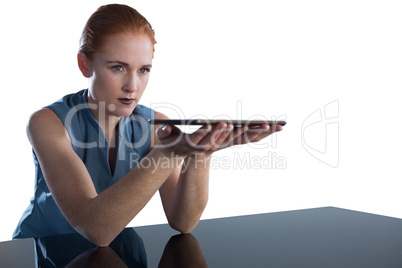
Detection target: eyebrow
<box><xmin>106</xmin><ymin>60</ymin><xmax>129</xmax><ymax>66</ymax></box>
<box><xmin>106</xmin><ymin>60</ymin><xmax>152</xmax><ymax>68</ymax></box>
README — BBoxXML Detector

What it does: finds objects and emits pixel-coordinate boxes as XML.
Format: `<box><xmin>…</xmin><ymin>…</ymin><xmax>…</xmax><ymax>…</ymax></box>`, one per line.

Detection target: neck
<box><xmin>98</xmin><ymin>113</ymin><xmax>120</xmax><ymax>143</ymax></box>
<box><xmin>87</xmin><ymin>95</ymin><xmax>121</xmax><ymax>143</ymax></box>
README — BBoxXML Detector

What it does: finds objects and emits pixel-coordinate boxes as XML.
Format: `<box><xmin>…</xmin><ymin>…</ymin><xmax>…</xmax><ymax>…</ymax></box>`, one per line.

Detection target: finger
<box><xmin>210</xmin><ymin>124</ymin><xmax>234</xmax><ymax>150</ymax></box>
<box><xmin>250</xmin><ymin>124</ymin><xmax>283</xmax><ymax>143</ymax></box>
<box><xmin>241</xmin><ymin>124</ymin><xmax>271</xmax><ymax>144</ymax></box>
<box><xmin>197</xmin><ymin>122</ymin><xmax>228</xmax><ymax>150</ymax></box>
<box><xmin>213</xmin><ymin>124</ymin><xmax>242</xmax><ymax>149</ymax></box>
<box><xmin>156</xmin><ymin>125</ymin><xmax>182</xmax><ymax>140</ymax></box>
<box><xmin>185</xmin><ymin>124</ymin><xmax>216</xmax><ymax>148</ymax></box>
<box><xmin>156</xmin><ymin>125</ymin><xmax>171</xmax><ymax>140</ymax></box>
<box><xmin>274</xmin><ymin>124</ymin><xmax>283</xmax><ymax>132</ymax></box>
<box><xmin>198</xmin><ymin>123</ymin><xmax>213</xmax><ymax>132</ymax></box>
<box><xmin>226</xmin><ymin>125</ymin><xmax>249</xmax><ymax>145</ymax></box>
<box><xmin>250</xmin><ymin>130</ymin><xmax>274</xmax><ymax>143</ymax></box>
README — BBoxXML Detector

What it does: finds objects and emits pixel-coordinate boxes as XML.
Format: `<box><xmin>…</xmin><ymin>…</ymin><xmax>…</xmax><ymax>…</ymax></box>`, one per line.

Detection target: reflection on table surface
<box><xmin>159</xmin><ymin>234</ymin><xmax>208</xmax><ymax>268</ymax></box>
<box><xmin>2</xmin><ymin>207</ymin><xmax>402</xmax><ymax>267</ymax></box>
<box><xmin>34</xmin><ymin>228</ymin><xmax>207</xmax><ymax>267</ymax></box>
<box><xmin>35</xmin><ymin>228</ymin><xmax>147</xmax><ymax>267</ymax></box>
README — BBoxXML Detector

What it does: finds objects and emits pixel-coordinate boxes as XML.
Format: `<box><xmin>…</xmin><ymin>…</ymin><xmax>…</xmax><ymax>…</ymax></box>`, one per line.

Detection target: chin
<box><xmin>115</xmin><ymin>106</ymin><xmax>136</xmax><ymax>118</ymax></box>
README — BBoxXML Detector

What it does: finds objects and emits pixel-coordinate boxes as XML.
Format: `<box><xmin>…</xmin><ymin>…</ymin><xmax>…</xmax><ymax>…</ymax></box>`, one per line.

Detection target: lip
<box><xmin>118</xmin><ymin>98</ymin><xmax>135</xmax><ymax>105</ymax></box>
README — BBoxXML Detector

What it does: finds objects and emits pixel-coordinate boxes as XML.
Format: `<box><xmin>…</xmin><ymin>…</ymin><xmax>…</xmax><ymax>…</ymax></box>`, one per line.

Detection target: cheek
<box><xmin>93</xmin><ymin>71</ymin><xmax>113</xmax><ymax>87</ymax></box>
<box><xmin>139</xmin><ymin>76</ymin><xmax>150</xmax><ymax>91</ymax></box>
<box><xmin>137</xmin><ymin>79</ymin><xmax>149</xmax><ymax>97</ymax></box>
<box><xmin>91</xmin><ymin>72</ymin><xmax>119</xmax><ymax>95</ymax></box>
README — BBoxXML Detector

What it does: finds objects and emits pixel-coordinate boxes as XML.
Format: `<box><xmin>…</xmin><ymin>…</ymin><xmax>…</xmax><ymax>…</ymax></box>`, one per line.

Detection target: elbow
<box><xmin>170</xmin><ymin>224</ymin><xmax>194</xmax><ymax>234</ymax></box>
<box><xmin>68</xmin><ymin>203</ymin><xmax>123</xmax><ymax>247</ymax></box>
<box><xmin>168</xmin><ymin>218</ymin><xmax>198</xmax><ymax>234</ymax></box>
<box><xmin>166</xmin><ymin>203</ymin><xmax>207</xmax><ymax>234</ymax></box>
<box><xmin>75</xmin><ymin>225</ymin><xmax>115</xmax><ymax>247</ymax></box>
<box><xmin>88</xmin><ymin>235</ymin><xmax>113</xmax><ymax>248</ymax></box>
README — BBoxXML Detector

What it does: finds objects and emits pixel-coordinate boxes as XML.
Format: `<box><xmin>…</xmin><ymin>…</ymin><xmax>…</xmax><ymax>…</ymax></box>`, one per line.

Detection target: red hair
<box><xmin>79</xmin><ymin>4</ymin><xmax>157</xmax><ymax>59</ymax></box>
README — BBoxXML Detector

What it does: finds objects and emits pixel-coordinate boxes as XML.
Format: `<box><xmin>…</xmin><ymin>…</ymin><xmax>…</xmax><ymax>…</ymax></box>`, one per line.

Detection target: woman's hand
<box><xmin>155</xmin><ymin>122</ymin><xmax>283</xmax><ymax>157</ymax></box>
<box><xmin>226</xmin><ymin>124</ymin><xmax>283</xmax><ymax>147</ymax></box>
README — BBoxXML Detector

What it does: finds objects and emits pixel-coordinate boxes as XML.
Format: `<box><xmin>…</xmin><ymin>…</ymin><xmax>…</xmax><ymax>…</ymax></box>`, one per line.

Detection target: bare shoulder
<box><xmin>27</xmin><ymin>108</ymin><xmax>70</xmax><ymax>147</ymax></box>
<box><xmin>154</xmin><ymin>111</ymin><xmax>169</xmax><ymax>120</ymax></box>
<box><xmin>28</xmin><ymin>108</ymin><xmax>62</xmax><ymax>129</ymax></box>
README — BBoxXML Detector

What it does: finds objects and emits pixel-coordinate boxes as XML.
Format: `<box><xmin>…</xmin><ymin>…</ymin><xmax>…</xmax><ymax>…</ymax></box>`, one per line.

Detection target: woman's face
<box><xmin>86</xmin><ymin>32</ymin><xmax>153</xmax><ymax>119</ymax></box>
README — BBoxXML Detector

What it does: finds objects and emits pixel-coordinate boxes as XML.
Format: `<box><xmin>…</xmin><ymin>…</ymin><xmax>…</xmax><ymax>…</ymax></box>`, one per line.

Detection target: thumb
<box><xmin>156</xmin><ymin>125</ymin><xmax>172</xmax><ymax>140</ymax></box>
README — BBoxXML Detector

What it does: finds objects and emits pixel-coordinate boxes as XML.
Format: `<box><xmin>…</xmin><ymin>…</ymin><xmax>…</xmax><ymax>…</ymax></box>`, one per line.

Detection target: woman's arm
<box><xmin>160</xmin><ymin>154</ymin><xmax>211</xmax><ymax>233</ymax></box>
<box><xmin>151</xmin><ymin>112</ymin><xmax>209</xmax><ymax>234</ymax></box>
<box><xmin>28</xmin><ymin>109</ymin><xmax>186</xmax><ymax>247</ymax></box>
<box><xmin>29</xmin><ymin>108</ymin><xmax>281</xmax><ymax>247</ymax></box>
<box><xmin>154</xmin><ymin>113</ymin><xmax>282</xmax><ymax>233</ymax></box>
<box><xmin>152</xmin><ymin>112</ymin><xmax>234</xmax><ymax>233</ymax></box>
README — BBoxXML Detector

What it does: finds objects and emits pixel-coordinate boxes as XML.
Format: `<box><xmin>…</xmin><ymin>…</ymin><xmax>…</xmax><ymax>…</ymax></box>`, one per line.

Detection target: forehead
<box><xmin>95</xmin><ymin>32</ymin><xmax>153</xmax><ymax>64</ymax></box>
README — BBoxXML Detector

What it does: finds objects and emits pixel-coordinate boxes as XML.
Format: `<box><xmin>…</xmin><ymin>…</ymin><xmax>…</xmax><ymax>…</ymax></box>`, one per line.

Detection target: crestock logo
<box><xmin>301</xmin><ymin>100</ymin><xmax>339</xmax><ymax>168</ymax></box>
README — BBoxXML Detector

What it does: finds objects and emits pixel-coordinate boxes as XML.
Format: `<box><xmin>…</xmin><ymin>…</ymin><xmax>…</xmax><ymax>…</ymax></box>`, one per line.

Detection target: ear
<box><xmin>77</xmin><ymin>52</ymin><xmax>92</xmax><ymax>78</ymax></box>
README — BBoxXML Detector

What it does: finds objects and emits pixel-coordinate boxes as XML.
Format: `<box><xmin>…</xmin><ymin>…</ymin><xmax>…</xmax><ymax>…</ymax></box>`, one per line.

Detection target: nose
<box><xmin>123</xmin><ymin>72</ymin><xmax>137</xmax><ymax>93</ymax></box>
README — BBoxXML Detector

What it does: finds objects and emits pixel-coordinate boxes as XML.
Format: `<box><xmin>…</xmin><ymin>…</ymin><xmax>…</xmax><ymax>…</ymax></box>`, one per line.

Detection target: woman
<box><xmin>13</xmin><ymin>4</ymin><xmax>282</xmax><ymax>247</ymax></box>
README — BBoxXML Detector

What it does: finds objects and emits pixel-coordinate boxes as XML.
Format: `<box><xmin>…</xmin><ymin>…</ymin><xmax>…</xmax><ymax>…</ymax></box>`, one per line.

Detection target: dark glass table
<box><xmin>1</xmin><ymin>207</ymin><xmax>402</xmax><ymax>267</ymax></box>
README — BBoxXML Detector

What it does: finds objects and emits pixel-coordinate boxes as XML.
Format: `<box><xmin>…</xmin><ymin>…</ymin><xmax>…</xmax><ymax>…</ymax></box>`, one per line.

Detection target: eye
<box><xmin>112</xmin><ymin>65</ymin><xmax>124</xmax><ymax>72</ymax></box>
<box><xmin>139</xmin><ymin>67</ymin><xmax>150</xmax><ymax>74</ymax></box>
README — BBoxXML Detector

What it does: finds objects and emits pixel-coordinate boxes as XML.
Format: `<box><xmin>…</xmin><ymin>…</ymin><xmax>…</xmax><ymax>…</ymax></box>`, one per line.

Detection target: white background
<box><xmin>0</xmin><ymin>0</ymin><xmax>401</xmax><ymax>242</ymax></box>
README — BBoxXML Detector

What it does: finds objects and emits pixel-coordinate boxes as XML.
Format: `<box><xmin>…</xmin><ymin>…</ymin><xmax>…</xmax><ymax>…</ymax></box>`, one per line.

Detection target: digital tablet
<box><xmin>149</xmin><ymin>119</ymin><xmax>287</xmax><ymax>127</ymax></box>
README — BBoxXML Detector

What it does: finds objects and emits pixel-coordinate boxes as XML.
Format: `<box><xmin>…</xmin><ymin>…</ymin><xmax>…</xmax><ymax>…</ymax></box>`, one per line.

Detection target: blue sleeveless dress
<box><xmin>13</xmin><ymin>89</ymin><xmax>155</xmax><ymax>239</ymax></box>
